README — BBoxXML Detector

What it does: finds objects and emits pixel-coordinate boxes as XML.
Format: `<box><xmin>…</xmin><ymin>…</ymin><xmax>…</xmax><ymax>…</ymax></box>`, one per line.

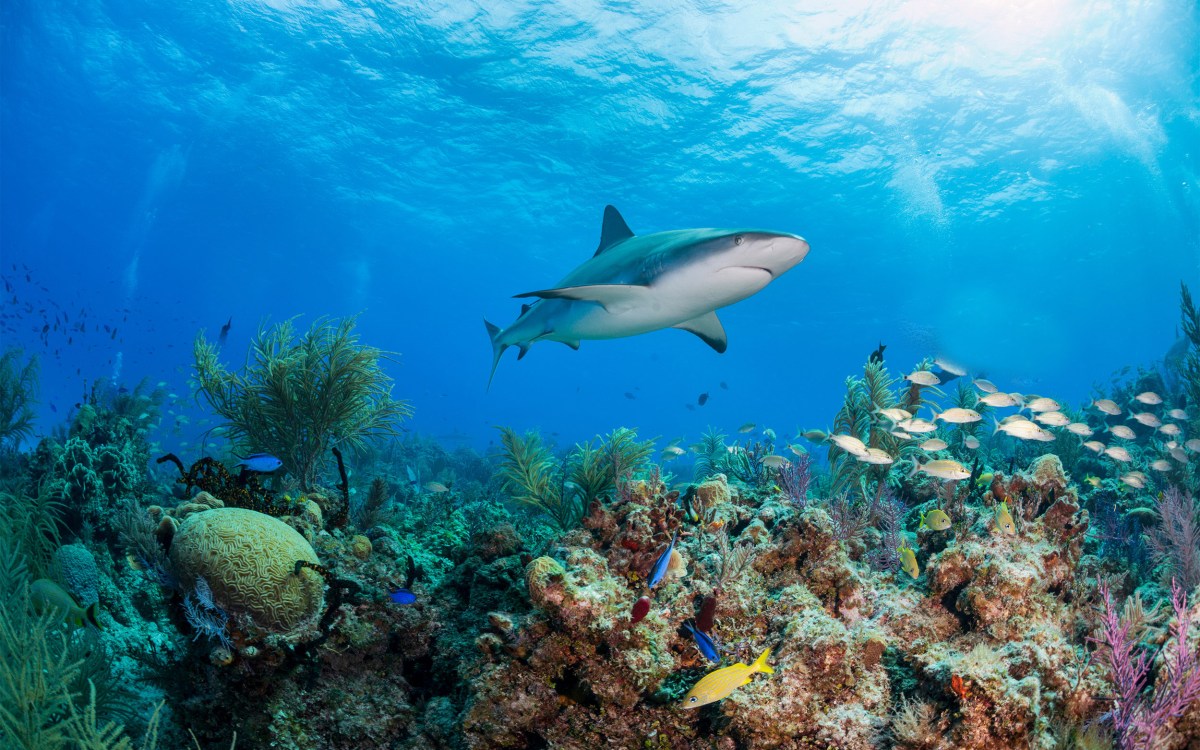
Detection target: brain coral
<box><xmin>169</xmin><ymin>507</ymin><xmax>324</xmax><ymax>634</ymax></box>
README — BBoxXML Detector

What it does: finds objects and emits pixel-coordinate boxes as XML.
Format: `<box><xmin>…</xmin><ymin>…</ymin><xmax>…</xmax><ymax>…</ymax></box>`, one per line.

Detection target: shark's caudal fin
<box><xmin>485</xmin><ymin>319</ymin><xmax>508</xmax><ymax>390</ymax></box>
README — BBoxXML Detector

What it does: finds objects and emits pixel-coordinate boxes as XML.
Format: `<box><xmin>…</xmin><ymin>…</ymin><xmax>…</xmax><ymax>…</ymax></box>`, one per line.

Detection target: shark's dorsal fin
<box><xmin>673</xmin><ymin>311</ymin><xmax>728</xmax><ymax>353</ymax></box>
<box><xmin>595</xmin><ymin>205</ymin><xmax>634</xmax><ymax>256</ymax></box>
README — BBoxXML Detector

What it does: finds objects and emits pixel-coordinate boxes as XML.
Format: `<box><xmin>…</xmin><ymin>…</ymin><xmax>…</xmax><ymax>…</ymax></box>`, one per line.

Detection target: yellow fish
<box><xmin>898</xmin><ymin>541</ymin><xmax>919</xmax><ymax>579</ymax></box>
<box><xmin>995</xmin><ymin>501</ymin><xmax>1016</xmax><ymax>535</ymax></box>
<box><xmin>918</xmin><ymin>509</ymin><xmax>952</xmax><ymax>531</ymax></box>
<box><xmin>30</xmin><ymin>578</ymin><xmax>102</xmax><ymax>629</ymax></box>
<box><xmin>681</xmin><ymin>648</ymin><xmax>774</xmax><ymax>708</ymax></box>
<box><xmin>1084</xmin><ymin>475</ymin><xmax>1101</xmax><ymax>488</ymax></box>
<box><xmin>976</xmin><ymin>471</ymin><xmax>994</xmax><ymax>487</ymax></box>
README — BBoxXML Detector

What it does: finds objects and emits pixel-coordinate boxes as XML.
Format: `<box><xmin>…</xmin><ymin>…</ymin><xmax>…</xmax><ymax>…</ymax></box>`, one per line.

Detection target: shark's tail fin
<box><xmin>485</xmin><ymin>319</ymin><xmax>508</xmax><ymax>390</ymax></box>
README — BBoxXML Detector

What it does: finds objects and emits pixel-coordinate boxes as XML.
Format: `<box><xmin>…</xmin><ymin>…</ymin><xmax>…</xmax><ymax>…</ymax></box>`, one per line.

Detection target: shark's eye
<box><xmin>734</xmin><ymin>235</ymin><xmax>744</xmax><ymax>245</ymax></box>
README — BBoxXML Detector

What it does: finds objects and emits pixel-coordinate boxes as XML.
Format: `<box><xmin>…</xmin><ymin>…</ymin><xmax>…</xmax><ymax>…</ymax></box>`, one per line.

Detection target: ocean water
<box><xmin>2</xmin><ymin>1</ymin><xmax>1200</xmax><ymax>749</ymax></box>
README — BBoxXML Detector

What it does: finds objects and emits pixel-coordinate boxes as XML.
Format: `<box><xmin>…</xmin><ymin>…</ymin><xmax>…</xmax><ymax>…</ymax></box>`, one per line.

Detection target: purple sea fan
<box><xmin>778</xmin><ymin>452</ymin><xmax>813</xmax><ymax>509</ymax></box>
<box><xmin>1092</xmin><ymin>580</ymin><xmax>1200</xmax><ymax>750</ymax></box>
<box><xmin>1147</xmin><ymin>486</ymin><xmax>1200</xmax><ymax>593</ymax></box>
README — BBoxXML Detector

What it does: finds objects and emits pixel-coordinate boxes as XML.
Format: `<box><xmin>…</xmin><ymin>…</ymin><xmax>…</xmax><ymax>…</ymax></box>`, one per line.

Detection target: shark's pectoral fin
<box><xmin>673</xmin><ymin>312</ymin><xmax>728</xmax><ymax>353</ymax></box>
<box><xmin>514</xmin><ymin>284</ymin><xmax>649</xmax><ymax>314</ymax></box>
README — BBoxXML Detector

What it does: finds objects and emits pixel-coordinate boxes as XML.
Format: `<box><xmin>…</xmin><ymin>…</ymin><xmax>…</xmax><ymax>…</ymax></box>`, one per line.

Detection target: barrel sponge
<box><xmin>169</xmin><ymin>508</ymin><xmax>323</xmax><ymax>633</ymax></box>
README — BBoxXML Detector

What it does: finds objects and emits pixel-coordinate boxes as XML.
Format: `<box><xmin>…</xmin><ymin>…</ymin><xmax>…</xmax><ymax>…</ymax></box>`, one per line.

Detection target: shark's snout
<box><xmin>743</xmin><ymin>233</ymin><xmax>810</xmax><ymax>277</ymax></box>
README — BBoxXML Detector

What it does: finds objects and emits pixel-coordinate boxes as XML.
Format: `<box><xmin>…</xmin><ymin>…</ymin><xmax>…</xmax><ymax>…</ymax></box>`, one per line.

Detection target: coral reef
<box><xmin>193</xmin><ymin>316</ymin><xmax>412</xmax><ymax>489</ymax></box>
<box><xmin>168</xmin><ymin>506</ymin><xmax>324</xmax><ymax>637</ymax></box>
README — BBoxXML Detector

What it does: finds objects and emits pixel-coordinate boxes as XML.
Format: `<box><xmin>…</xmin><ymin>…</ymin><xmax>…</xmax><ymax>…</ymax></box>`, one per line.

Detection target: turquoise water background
<box><xmin>2</xmin><ymin>0</ymin><xmax>1198</xmax><ymax>450</ymax></box>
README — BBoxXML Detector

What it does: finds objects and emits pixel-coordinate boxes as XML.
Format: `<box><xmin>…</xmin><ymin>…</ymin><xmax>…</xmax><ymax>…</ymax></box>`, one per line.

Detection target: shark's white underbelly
<box><xmin>547</xmin><ymin>265</ymin><xmax>772</xmax><ymax>341</ymax></box>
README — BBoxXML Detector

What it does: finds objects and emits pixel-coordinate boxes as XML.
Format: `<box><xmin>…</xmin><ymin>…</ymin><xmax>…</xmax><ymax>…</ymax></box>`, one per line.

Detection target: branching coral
<box><xmin>1091</xmin><ymin>580</ymin><xmax>1200</xmax><ymax>750</ymax></box>
<box><xmin>0</xmin><ymin>347</ymin><xmax>38</xmax><ymax>451</ymax></box>
<box><xmin>193</xmin><ymin>316</ymin><xmax>412</xmax><ymax>489</ymax></box>
<box><xmin>1146</xmin><ymin>486</ymin><xmax>1200</xmax><ymax>592</ymax></box>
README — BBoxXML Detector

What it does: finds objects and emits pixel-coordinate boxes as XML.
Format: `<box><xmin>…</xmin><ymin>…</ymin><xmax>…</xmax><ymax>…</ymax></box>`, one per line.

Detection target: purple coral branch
<box><xmin>1093</xmin><ymin>579</ymin><xmax>1200</xmax><ymax>750</ymax></box>
<box><xmin>778</xmin><ymin>452</ymin><xmax>812</xmax><ymax>509</ymax></box>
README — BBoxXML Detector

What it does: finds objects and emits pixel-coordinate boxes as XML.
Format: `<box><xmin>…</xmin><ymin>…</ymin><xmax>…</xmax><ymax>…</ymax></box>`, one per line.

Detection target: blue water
<box><xmin>2</xmin><ymin>0</ymin><xmax>1198</xmax><ymax>452</ymax></box>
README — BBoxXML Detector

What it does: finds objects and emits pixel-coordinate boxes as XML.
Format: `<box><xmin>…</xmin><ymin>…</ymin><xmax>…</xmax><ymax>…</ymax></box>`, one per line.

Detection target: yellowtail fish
<box><xmin>876</xmin><ymin>408</ymin><xmax>912</xmax><ymax>422</ymax></box>
<box><xmin>1168</xmin><ymin>408</ymin><xmax>1189</xmax><ymax>420</ymax></box>
<box><xmin>1150</xmin><ymin>459</ymin><xmax>1173</xmax><ymax>472</ymax></box>
<box><xmin>910</xmin><ymin>459</ymin><xmax>970</xmax><ymax>481</ymax></box>
<box><xmin>934</xmin><ymin>357</ymin><xmax>967</xmax><ymax>377</ymax></box>
<box><xmin>788</xmin><ymin>444</ymin><xmax>807</xmax><ymax>457</ymax></box>
<box><xmin>1170</xmin><ymin>446</ymin><xmax>1189</xmax><ymax>464</ymax></box>
<box><xmin>663</xmin><ymin>445</ymin><xmax>686</xmax><ymax>458</ymax></box>
<box><xmin>1134</xmin><ymin>391</ymin><xmax>1163</xmax><ymax>405</ymax></box>
<box><xmin>31</xmin><ymin>579</ymin><xmax>102</xmax><ymax>629</ymax></box>
<box><xmin>1185</xmin><ymin>439</ymin><xmax>1200</xmax><ymax>453</ymax></box>
<box><xmin>905</xmin><ymin>370</ymin><xmax>941</xmax><ymax>386</ymax></box>
<box><xmin>897</xmin><ymin>418</ymin><xmax>937</xmax><ymax>434</ymax></box>
<box><xmin>963</xmin><ymin>435</ymin><xmax>981</xmax><ymax>450</ymax></box>
<box><xmin>1092</xmin><ymin>399</ymin><xmax>1121</xmax><ymax>416</ymax></box>
<box><xmin>1104</xmin><ymin>446</ymin><xmax>1133</xmax><ymax>462</ymax></box>
<box><xmin>737</xmin><ymin>422</ymin><xmax>756</xmax><ymax>434</ymax></box>
<box><xmin>1109</xmin><ymin>425</ymin><xmax>1136</xmax><ymax>440</ymax></box>
<box><xmin>919</xmin><ymin>509</ymin><xmax>952</xmax><ymax>531</ymax></box>
<box><xmin>1034</xmin><ymin>411</ymin><xmax>1071</xmax><ymax>427</ymax></box>
<box><xmin>898</xmin><ymin>541</ymin><xmax>919</xmax><ymax>578</ymax></box>
<box><xmin>1024</xmin><ymin>397</ymin><xmax>1060</xmax><ymax>413</ymax></box>
<box><xmin>920</xmin><ymin>438</ymin><xmax>948</xmax><ymax>452</ymax></box>
<box><xmin>973</xmin><ymin>378</ymin><xmax>998</xmax><ymax>394</ymax></box>
<box><xmin>1065</xmin><ymin>423</ymin><xmax>1094</xmax><ymax>437</ymax></box>
<box><xmin>891</xmin><ymin>429</ymin><xmax>915</xmax><ymax>440</ymax></box>
<box><xmin>828</xmin><ymin>434</ymin><xmax>869</xmax><ymax>457</ymax></box>
<box><xmin>424</xmin><ymin>482</ymin><xmax>449</xmax><ymax>493</ymax></box>
<box><xmin>1084</xmin><ymin>475</ymin><xmax>1101</xmax><ymax>488</ymax></box>
<box><xmin>681</xmin><ymin>648</ymin><xmax>774</xmax><ymax>708</ymax></box>
<box><xmin>933</xmin><ymin>408</ymin><xmax>982</xmax><ymax>424</ymax></box>
<box><xmin>993</xmin><ymin>417</ymin><xmax>1055</xmax><ymax>442</ymax></box>
<box><xmin>1120</xmin><ymin>471</ymin><xmax>1148</xmax><ymax>489</ymax></box>
<box><xmin>1131</xmin><ymin>412</ymin><xmax>1162</xmax><ymax>428</ymax></box>
<box><xmin>1082</xmin><ymin>440</ymin><xmax>1106</xmax><ymax>454</ymax></box>
<box><xmin>977</xmin><ymin>392</ymin><xmax>1020</xmax><ymax>408</ymax></box>
<box><xmin>855</xmin><ymin>447</ymin><xmax>894</xmax><ymax>465</ymax></box>
<box><xmin>760</xmin><ymin>455</ymin><xmax>788</xmax><ymax>469</ymax></box>
<box><xmin>1159</xmin><ymin>423</ymin><xmax>1182</xmax><ymax>437</ymax></box>
<box><xmin>995</xmin><ymin>501</ymin><xmax>1016</xmax><ymax>534</ymax></box>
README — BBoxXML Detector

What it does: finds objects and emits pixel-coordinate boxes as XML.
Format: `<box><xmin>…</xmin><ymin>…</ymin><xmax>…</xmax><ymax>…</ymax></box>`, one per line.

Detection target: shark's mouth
<box><xmin>735</xmin><ymin>265</ymin><xmax>775</xmax><ymax>279</ymax></box>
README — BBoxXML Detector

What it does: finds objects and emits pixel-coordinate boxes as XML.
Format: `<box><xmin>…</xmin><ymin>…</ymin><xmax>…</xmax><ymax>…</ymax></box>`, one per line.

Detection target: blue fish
<box><xmin>237</xmin><ymin>453</ymin><xmax>283</xmax><ymax>473</ymax></box>
<box><xmin>683</xmin><ymin>621</ymin><xmax>720</xmax><ymax>663</ymax></box>
<box><xmin>647</xmin><ymin>531</ymin><xmax>678</xmax><ymax>589</ymax></box>
<box><xmin>389</xmin><ymin>588</ymin><xmax>417</xmax><ymax>605</ymax></box>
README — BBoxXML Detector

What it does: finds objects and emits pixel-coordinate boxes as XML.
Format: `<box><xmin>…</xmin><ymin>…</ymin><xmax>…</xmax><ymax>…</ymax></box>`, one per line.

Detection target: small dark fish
<box><xmin>237</xmin><ymin>453</ymin><xmax>283</xmax><ymax>473</ymax></box>
<box><xmin>686</xmin><ymin>404</ymin><xmax>696</xmax><ymax>411</ymax></box>
<box><xmin>389</xmin><ymin>588</ymin><xmax>417</xmax><ymax>605</ymax></box>
<box><xmin>49</xmin><ymin>404</ymin><xmax>57</xmax><ymax>413</ymax></box>
<box><xmin>870</xmin><ymin>341</ymin><xmax>886</xmax><ymax>364</ymax></box>
<box><xmin>648</xmin><ymin>531</ymin><xmax>678</xmax><ymax>589</ymax></box>
<box><xmin>41</xmin><ymin>324</ymin><xmax>48</xmax><ymax>334</ymax></box>
<box><xmin>110</xmin><ymin>328</ymin><xmax>117</xmax><ymax>339</ymax></box>
<box><xmin>624</xmin><ymin>392</ymin><xmax>636</xmax><ymax>400</ymax></box>
<box><xmin>719</xmin><ymin>381</ymin><xmax>728</xmax><ymax>390</ymax></box>
<box><xmin>683</xmin><ymin>621</ymin><xmax>720</xmax><ymax>663</ymax></box>
<box><xmin>218</xmin><ymin>317</ymin><xmax>232</xmax><ymax>346</ymax></box>
<box><xmin>698</xmin><ymin>393</ymin><xmax>709</xmax><ymax>406</ymax></box>
<box><xmin>630</xmin><ymin>595</ymin><xmax>651</xmax><ymax>624</ymax></box>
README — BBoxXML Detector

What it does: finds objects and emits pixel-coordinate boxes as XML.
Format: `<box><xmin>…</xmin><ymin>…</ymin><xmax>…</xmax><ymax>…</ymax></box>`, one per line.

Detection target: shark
<box><xmin>485</xmin><ymin>205</ymin><xmax>810</xmax><ymax>386</ymax></box>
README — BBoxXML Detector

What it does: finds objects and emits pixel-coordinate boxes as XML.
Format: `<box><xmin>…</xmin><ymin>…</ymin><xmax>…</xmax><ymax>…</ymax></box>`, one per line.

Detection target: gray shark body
<box><xmin>486</xmin><ymin>205</ymin><xmax>810</xmax><ymax>386</ymax></box>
